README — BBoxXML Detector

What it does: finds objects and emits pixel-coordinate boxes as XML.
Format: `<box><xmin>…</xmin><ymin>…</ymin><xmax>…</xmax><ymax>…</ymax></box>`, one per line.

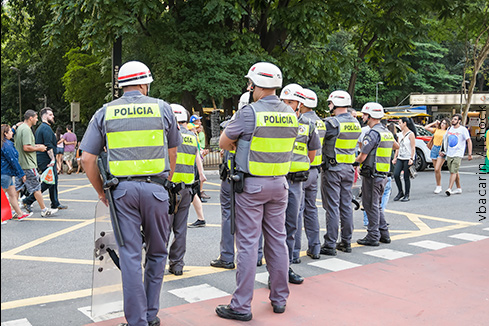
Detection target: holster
<box><xmin>360</xmin><ymin>166</ymin><xmax>374</xmax><ymax>178</ymax></box>
<box><xmin>287</xmin><ymin>170</ymin><xmax>309</xmax><ymax>182</ymax></box>
<box><xmin>233</xmin><ymin>171</ymin><xmax>245</xmax><ymax>193</ymax></box>
<box><xmin>219</xmin><ymin>163</ymin><xmax>229</xmax><ymax>181</ymax></box>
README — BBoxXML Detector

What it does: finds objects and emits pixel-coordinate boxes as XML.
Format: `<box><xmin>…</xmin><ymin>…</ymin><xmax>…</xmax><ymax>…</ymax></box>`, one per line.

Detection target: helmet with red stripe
<box><xmin>118</xmin><ymin>61</ymin><xmax>153</xmax><ymax>87</ymax></box>
<box><xmin>245</xmin><ymin>62</ymin><xmax>282</xmax><ymax>89</ymax></box>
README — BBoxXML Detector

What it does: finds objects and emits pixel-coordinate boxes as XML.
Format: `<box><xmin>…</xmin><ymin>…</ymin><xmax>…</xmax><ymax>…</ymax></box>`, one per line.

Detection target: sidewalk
<box><xmin>85</xmin><ymin>239</ymin><xmax>489</xmax><ymax>326</ymax></box>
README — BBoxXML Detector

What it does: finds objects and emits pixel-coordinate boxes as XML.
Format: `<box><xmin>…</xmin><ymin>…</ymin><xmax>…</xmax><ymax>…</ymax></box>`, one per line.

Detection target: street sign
<box><xmin>71</xmin><ymin>102</ymin><xmax>80</xmax><ymax>122</ymax></box>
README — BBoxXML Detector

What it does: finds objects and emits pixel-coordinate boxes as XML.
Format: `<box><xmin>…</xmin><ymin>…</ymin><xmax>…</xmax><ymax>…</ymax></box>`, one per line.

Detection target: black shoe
<box><xmin>393</xmin><ymin>192</ymin><xmax>404</xmax><ymax>201</ymax></box>
<box><xmin>336</xmin><ymin>241</ymin><xmax>352</xmax><ymax>253</ymax></box>
<box><xmin>320</xmin><ymin>245</ymin><xmax>337</xmax><ymax>256</ymax></box>
<box><xmin>210</xmin><ymin>259</ymin><xmax>235</xmax><ymax>269</ymax></box>
<box><xmin>188</xmin><ymin>219</ymin><xmax>206</xmax><ymax>228</ymax></box>
<box><xmin>257</xmin><ymin>259</ymin><xmax>263</xmax><ymax>267</ymax></box>
<box><xmin>291</xmin><ymin>258</ymin><xmax>301</xmax><ymax>264</ymax></box>
<box><xmin>357</xmin><ymin>237</ymin><xmax>380</xmax><ymax>246</ymax></box>
<box><xmin>148</xmin><ymin>317</ymin><xmax>161</xmax><ymax>326</ymax></box>
<box><xmin>380</xmin><ymin>237</ymin><xmax>391</xmax><ymax>244</ymax></box>
<box><xmin>288</xmin><ymin>268</ymin><xmax>304</xmax><ymax>284</ymax></box>
<box><xmin>22</xmin><ymin>200</ymin><xmax>33</xmax><ymax>213</ymax></box>
<box><xmin>168</xmin><ymin>266</ymin><xmax>183</xmax><ymax>276</ymax></box>
<box><xmin>53</xmin><ymin>204</ymin><xmax>68</xmax><ymax>210</ymax></box>
<box><xmin>216</xmin><ymin>305</ymin><xmax>252</xmax><ymax>321</ymax></box>
<box><xmin>306</xmin><ymin>250</ymin><xmax>320</xmax><ymax>259</ymax></box>
<box><xmin>271</xmin><ymin>303</ymin><xmax>286</xmax><ymax>313</ymax></box>
<box><xmin>400</xmin><ymin>195</ymin><xmax>410</xmax><ymax>202</ymax></box>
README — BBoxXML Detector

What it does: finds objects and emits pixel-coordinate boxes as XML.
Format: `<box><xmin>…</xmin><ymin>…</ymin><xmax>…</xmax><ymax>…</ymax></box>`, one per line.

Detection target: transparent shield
<box><xmin>91</xmin><ymin>201</ymin><xmax>123</xmax><ymax>318</ymax></box>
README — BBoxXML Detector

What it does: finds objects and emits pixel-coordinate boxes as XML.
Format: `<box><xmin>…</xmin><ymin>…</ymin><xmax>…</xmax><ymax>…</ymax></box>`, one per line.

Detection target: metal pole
<box><xmin>18</xmin><ymin>73</ymin><xmax>22</xmax><ymax>120</ymax></box>
<box><xmin>375</xmin><ymin>82</ymin><xmax>383</xmax><ymax>103</ymax></box>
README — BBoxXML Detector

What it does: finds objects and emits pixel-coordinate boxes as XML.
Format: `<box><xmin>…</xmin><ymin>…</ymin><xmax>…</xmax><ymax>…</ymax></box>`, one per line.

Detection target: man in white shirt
<box><xmin>441</xmin><ymin>114</ymin><xmax>472</xmax><ymax>196</ymax></box>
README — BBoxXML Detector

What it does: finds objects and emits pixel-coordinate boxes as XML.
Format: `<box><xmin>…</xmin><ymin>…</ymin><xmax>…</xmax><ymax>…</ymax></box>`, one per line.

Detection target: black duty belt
<box><xmin>118</xmin><ymin>176</ymin><xmax>168</xmax><ymax>187</ymax></box>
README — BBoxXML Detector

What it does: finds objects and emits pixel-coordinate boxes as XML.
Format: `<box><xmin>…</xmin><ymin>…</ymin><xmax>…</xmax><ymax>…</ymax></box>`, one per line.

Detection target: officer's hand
<box><xmin>98</xmin><ymin>193</ymin><xmax>109</xmax><ymax>207</ymax></box>
<box><xmin>352</xmin><ymin>161</ymin><xmax>360</xmax><ymax>167</ymax></box>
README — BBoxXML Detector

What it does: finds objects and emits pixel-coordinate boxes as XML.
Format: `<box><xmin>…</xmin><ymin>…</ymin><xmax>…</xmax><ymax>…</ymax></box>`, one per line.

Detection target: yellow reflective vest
<box><xmin>171</xmin><ymin>127</ymin><xmax>198</xmax><ymax>184</ymax></box>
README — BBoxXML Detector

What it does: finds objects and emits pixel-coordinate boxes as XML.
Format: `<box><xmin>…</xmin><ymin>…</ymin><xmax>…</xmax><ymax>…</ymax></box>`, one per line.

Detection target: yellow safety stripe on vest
<box><xmin>109</xmin><ymin>158</ymin><xmax>166</xmax><ymax>176</ymax></box>
<box><xmin>335</xmin><ymin>138</ymin><xmax>358</xmax><ymax>149</ymax></box>
<box><xmin>250</xmin><ymin>161</ymin><xmax>292</xmax><ymax>176</ymax></box>
<box><xmin>107</xmin><ymin>130</ymin><xmax>164</xmax><ymax>149</ymax></box>
<box><xmin>250</xmin><ymin>137</ymin><xmax>296</xmax><ymax>153</ymax></box>
<box><xmin>290</xmin><ymin>123</ymin><xmax>310</xmax><ymax>172</ymax></box>
<box><xmin>335</xmin><ymin>153</ymin><xmax>356</xmax><ymax>164</ymax></box>
<box><xmin>105</xmin><ymin>103</ymin><xmax>161</xmax><ymax>120</ymax></box>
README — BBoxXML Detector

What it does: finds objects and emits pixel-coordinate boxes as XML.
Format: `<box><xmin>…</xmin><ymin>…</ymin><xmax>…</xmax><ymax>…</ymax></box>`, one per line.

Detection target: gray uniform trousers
<box><xmin>257</xmin><ymin>178</ymin><xmax>302</xmax><ymax>263</ymax></box>
<box><xmin>285</xmin><ymin>178</ymin><xmax>303</xmax><ymax>263</ymax></box>
<box><xmin>218</xmin><ymin>179</ymin><xmax>234</xmax><ymax>262</ymax></box>
<box><xmin>321</xmin><ymin>164</ymin><xmax>355</xmax><ymax>248</ymax></box>
<box><xmin>362</xmin><ymin>176</ymin><xmax>390</xmax><ymax>241</ymax></box>
<box><xmin>294</xmin><ymin>167</ymin><xmax>321</xmax><ymax>258</ymax></box>
<box><xmin>168</xmin><ymin>187</ymin><xmax>192</xmax><ymax>270</ymax></box>
<box><xmin>230</xmin><ymin>176</ymin><xmax>290</xmax><ymax>314</ymax></box>
<box><xmin>112</xmin><ymin>181</ymin><xmax>171</xmax><ymax>326</ymax></box>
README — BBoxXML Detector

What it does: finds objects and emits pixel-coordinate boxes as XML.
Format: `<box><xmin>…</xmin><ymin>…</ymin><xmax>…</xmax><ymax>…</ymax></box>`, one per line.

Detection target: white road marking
<box><xmin>1</xmin><ymin>319</ymin><xmax>32</xmax><ymax>326</ymax></box>
<box><xmin>168</xmin><ymin>283</ymin><xmax>229</xmax><ymax>303</ymax></box>
<box><xmin>409</xmin><ymin>240</ymin><xmax>453</xmax><ymax>250</ymax></box>
<box><xmin>449</xmin><ymin>233</ymin><xmax>489</xmax><ymax>242</ymax></box>
<box><xmin>255</xmin><ymin>272</ymin><xmax>269</xmax><ymax>285</ymax></box>
<box><xmin>309</xmin><ymin>258</ymin><xmax>361</xmax><ymax>272</ymax></box>
<box><xmin>364</xmin><ymin>249</ymin><xmax>412</xmax><ymax>260</ymax></box>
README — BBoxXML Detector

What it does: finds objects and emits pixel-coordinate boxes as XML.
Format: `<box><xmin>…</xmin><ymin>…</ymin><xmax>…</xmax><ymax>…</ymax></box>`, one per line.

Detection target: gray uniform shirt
<box><xmin>80</xmin><ymin>90</ymin><xmax>182</xmax><ymax>175</ymax></box>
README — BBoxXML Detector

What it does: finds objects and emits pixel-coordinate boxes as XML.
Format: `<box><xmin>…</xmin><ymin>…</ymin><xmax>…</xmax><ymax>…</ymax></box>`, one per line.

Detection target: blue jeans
<box><xmin>363</xmin><ymin>176</ymin><xmax>392</xmax><ymax>225</ymax></box>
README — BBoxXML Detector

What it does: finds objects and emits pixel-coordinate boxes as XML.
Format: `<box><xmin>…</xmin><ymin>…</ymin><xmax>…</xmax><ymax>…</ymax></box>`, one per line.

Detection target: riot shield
<box><xmin>91</xmin><ymin>200</ymin><xmax>123</xmax><ymax>318</ymax></box>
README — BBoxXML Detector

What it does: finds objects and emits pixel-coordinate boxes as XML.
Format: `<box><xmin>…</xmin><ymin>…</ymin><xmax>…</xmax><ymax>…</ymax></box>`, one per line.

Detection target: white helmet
<box><xmin>303</xmin><ymin>88</ymin><xmax>318</xmax><ymax>108</ymax></box>
<box><xmin>238</xmin><ymin>91</ymin><xmax>250</xmax><ymax>110</ymax></box>
<box><xmin>280</xmin><ymin>83</ymin><xmax>306</xmax><ymax>104</ymax></box>
<box><xmin>361</xmin><ymin>102</ymin><xmax>384</xmax><ymax>119</ymax></box>
<box><xmin>328</xmin><ymin>90</ymin><xmax>351</xmax><ymax>107</ymax></box>
<box><xmin>118</xmin><ymin>61</ymin><xmax>153</xmax><ymax>87</ymax></box>
<box><xmin>245</xmin><ymin>62</ymin><xmax>282</xmax><ymax>89</ymax></box>
<box><xmin>170</xmin><ymin>104</ymin><xmax>188</xmax><ymax>122</ymax></box>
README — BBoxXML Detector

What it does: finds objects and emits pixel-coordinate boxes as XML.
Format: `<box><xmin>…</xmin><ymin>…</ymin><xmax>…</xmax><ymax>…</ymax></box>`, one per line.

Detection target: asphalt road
<box><xmin>1</xmin><ymin>156</ymin><xmax>487</xmax><ymax>326</ymax></box>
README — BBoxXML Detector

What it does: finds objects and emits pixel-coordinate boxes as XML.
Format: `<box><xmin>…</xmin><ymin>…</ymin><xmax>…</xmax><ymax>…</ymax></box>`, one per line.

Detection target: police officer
<box><xmin>320</xmin><ymin>90</ymin><xmax>361</xmax><ymax>256</ymax></box>
<box><xmin>216</xmin><ymin>62</ymin><xmax>298</xmax><ymax>321</ymax></box>
<box><xmin>80</xmin><ymin>61</ymin><xmax>182</xmax><ymax>326</ymax></box>
<box><xmin>293</xmin><ymin>88</ymin><xmax>326</xmax><ymax>262</ymax></box>
<box><xmin>210</xmin><ymin>92</ymin><xmax>250</xmax><ymax>270</ymax></box>
<box><xmin>354</xmin><ymin>103</ymin><xmax>398</xmax><ymax>246</ymax></box>
<box><xmin>280</xmin><ymin>83</ymin><xmax>320</xmax><ymax>284</ymax></box>
<box><xmin>168</xmin><ymin>104</ymin><xmax>200</xmax><ymax>276</ymax></box>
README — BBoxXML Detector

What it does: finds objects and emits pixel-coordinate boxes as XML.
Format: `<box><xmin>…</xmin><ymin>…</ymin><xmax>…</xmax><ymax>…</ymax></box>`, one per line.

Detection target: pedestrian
<box><xmin>440</xmin><ymin>113</ymin><xmax>473</xmax><ymax>195</ymax></box>
<box><xmin>293</xmin><ymin>88</ymin><xmax>326</xmax><ymax>264</ymax></box>
<box><xmin>22</xmin><ymin>107</ymin><xmax>67</xmax><ymax>211</ymax></box>
<box><xmin>210</xmin><ymin>93</ymin><xmax>250</xmax><ymax>270</ymax></box>
<box><xmin>424</xmin><ymin>119</ymin><xmax>450</xmax><ymax>193</ymax></box>
<box><xmin>1</xmin><ymin>124</ymin><xmax>32</xmax><ymax>221</ymax></box>
<box><xmin>279</xmin><ymin>83</ymin><xmax>321</xmax><ymax>284</ymax></box>
<box><xmin>75</xmin><ymin>142</ymin><xmax>84</xmax><ymax>174</ymax></box>
<box><xmin>80</xmin><ymin>60</ymin><xmax>182</xmax><ymax>326</ymax></box>
<box><xmin>216</xmin><ymin>62</ymin><xmax>298</xmax><ymax>321</ymax></box>
<box><xmin>320</xmin><ymin>90</ymin><xmax>362</xmax><ymax>256</ymax></box>
<box><xmin>392</xmin><ymin>117</ymin><xmax>417</xmax><ymax>202</ymax></box>
<box><xmin>55</xmin><ymin>126</ymin><xmax>65</xmax><ymax>174</ymax></box>
<box><xmin>354</xmin><ymin>103</ymin><xmax>398</xmax><ymax>246</ymax></box>
<box><xmin>62</xmin><ymin>124</ymin><xmax>77</xmax><ymax>174</ymax></box>
<box><xmin>190</xmin><ymin>115</ymin><xmax>211</xmax><ymax>200</ymax></box>
<box><xmin>187</xmin><ymin>123</ymin><xmax>208</xmax><ymax>228</ymax></box>
<box><xmin>14</xmin><ymin>110</ymin><xmax>58</xmax><ymax>217</ymax></box>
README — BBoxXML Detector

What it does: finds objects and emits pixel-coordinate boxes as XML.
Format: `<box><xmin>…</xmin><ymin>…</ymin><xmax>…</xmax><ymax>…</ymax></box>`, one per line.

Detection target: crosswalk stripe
<box><xmin>1</xmin><ymin>319</ymin><xmax>32</xmax><ymax>326</ymax></box>
<box><xmin>168</xmin><ymin>284</ymin><xmax>229</xmax><ymax>303</ymax></box>
<box><xmin>309</xmin><ymin>258</ymin><xmax>361</xmax><ymax>272</ymax></box>
<box><xmin>449</xmin><ymin>233</ymin><xmax>489</xmax><ymax>241</ymax></box>
<box><xmin>78</xmin><ymin>305</ymin><xmax>124</xmax><ymax>322</ymax></box>
<box><xmin>363</xmin><ymin>249</ymin><xmax>412</xmax><ymax>260</ymax></box>
<box><xmin>409</xmin><ymin>240</ymin><xmax>453</xmax><ymax>250</ymax></box>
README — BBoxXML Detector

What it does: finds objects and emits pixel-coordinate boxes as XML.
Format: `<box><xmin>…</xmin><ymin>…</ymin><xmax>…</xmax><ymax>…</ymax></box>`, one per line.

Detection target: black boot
<box><xmin>401</xmin><ymin>194</ymin><xmax>410</xmax><ymax>202</ymax></box>
<box><xmin>393</xmin><ymin>192</ymin><xmax>404</xmax><ymax>201</ymax></box>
